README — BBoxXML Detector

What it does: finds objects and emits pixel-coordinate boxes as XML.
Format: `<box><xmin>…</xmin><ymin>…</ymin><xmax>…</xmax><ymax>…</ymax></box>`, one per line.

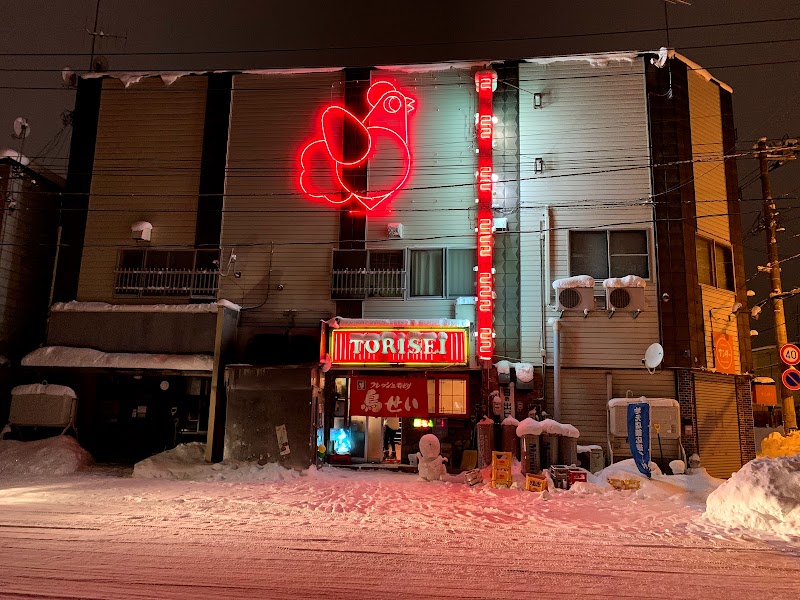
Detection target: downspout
<box><xmin>552</xmin><ymin>318</ymin><xmax>561</xmax><ymax>421</ymax></box>
<box><xmin>540</xmin><ymin>216</ymin><xmax>547</xmax><ymax>403</ymax></box>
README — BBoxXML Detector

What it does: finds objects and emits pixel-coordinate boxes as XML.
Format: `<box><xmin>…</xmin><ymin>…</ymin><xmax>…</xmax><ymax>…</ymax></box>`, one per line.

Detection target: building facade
<box><xmin>32</xmin><ymin>50</ymin><xmax>755</xmax><ymax>475</ymax></box>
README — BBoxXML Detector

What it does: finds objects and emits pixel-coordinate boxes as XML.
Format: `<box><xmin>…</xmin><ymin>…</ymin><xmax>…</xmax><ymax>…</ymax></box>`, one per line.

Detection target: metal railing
<box><xmin>114</xmin><ymin>268</ymin><xmax>219</xmax><ymax>298</ymax></box>
<box><xmin>331</xmin><ymin>269</ymin><xmax>405</xmax><ymax>299</ymax></box>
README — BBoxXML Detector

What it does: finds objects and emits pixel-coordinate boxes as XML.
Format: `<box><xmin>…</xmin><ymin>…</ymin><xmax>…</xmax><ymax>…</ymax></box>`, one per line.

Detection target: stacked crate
<box><xmin>491</xmin><ymin>451</ymin><xmax>513</xmax><ymax>488</ymax></box>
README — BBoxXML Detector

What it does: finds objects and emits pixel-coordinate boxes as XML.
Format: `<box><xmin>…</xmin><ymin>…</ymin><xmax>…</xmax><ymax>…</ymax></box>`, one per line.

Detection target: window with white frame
<box><xmin>569</xmin><ymin>230</ymin><xmax>650</xmax><ymax>280</ymax></box>
<box><xmin>426</xmin><ymin>376</ymin><xmax>468</xmax><ymax>416</ymax></box>
<box><xmin>696</xmin><ymin>236</ymin><xmax>734</xmax><ymax>291</ymax></box>
<box><xmin>409</xmin><ymin>248</ymin><xmax>474</xmax><ymax>298</ymax></box>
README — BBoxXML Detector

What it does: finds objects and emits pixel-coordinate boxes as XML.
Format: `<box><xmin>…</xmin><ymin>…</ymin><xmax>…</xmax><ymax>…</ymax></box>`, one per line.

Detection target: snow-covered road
<box><xmin>1</xmin><ymin>467</ymin><xmax>799</xmax><ymax>599</ymax></box>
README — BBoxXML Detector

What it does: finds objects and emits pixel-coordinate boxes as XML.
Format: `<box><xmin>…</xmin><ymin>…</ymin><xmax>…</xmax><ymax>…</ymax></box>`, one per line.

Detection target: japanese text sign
<box><xmin>330</xmin><ymin>327</ymin><xmax>468</xmax><ymax>366</ymax></box>
<box><xmin>349</xmin><ymin>376</ymin><xmax>429</xmax><ymax>417</ymax></box>
<box><xmin>627</xmin><ymin>402</ymin><xmax>651</xmax><ymax>478</ymax></box>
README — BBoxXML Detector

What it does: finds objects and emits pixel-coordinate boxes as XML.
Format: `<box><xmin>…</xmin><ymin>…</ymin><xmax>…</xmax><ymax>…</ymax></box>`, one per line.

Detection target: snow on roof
<box><xmin>602</xmin><ymin>275</ymin><xmax>646</xmax><ymax>289</ymax></box>
<box><xmin>608</xmin><ymin>397</ymin><xmax>679</xmax><ymax>408</ymax></box>
<box><xmin>753</xmin><ymin>377</ymin><xmax>776</xmax><ymax>385</ymax></box>
<box><xmin>512</xmin><ymin>362</ymin><xmax>534</xmax><ymax>382</ymax></box>
<box><xmin>376</xmin><ymin>61</ymin><xmax>496</xmax><ymax>73</ymax></box>
<box><xmin>82</xmin><ymin>67</ymin><xmax>344</xmax><ymax>86</ymax></box>
<box><xmin>516</xmin><ymin>418</ymin><xmax>543</xmax><ymax>437</ymax></box>
<box><xmin>523</xmin><ymin>51</ymin><xmax>638</xmax><ymax>67</ymax></box>
<box><xmin>335</xmin><ymin>317</ymin><xmax>470</xmax><ymax>329</ymax></box>
<box><xmin>51</xmin><ymin>300</ymin><xmax>240</xmax><ymax>313</ymax></box>
<box><xmin>501</xmin><ymin>416</ymin><xmax>520</xmax><ymax>427</ymax></box>
<box><xmin>12</xmin><ymin>383</ymin><xmax>77</xmax><ymax>398</ymax></box>
<box><xmin>22</xmin><ymin>346</ymin><xmax>213</xmax><ymax>372</ymax></box>
<box><xmin>668</xmin><ymin>50</ymin><xmax>733</xmax><ymax>94</ymax></box>
<box><xmin>0</xmin><ymin>149</ymin><xmax>30</xmax><ymax>166</ymax></box>
<box><xmin>552</xmin><ymin>275</ymin><xmax>594</xmax><ymax>290</ymax></box>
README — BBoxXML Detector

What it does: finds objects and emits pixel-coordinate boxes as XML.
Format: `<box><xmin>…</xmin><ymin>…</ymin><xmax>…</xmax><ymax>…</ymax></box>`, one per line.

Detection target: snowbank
<box><xmin>602</xmin><ymin>275</ymin><xmax>646</xmax><ymax>289</ymax></box>
<box><xmin>133</xmin><ymin>443</ymin><xmax>303</xmax><ymax>482</ymax></box>
<box><xmin>0</xmin><ymin>436</ymin><xmax>92</xmax><ymax>476</ymax></box>
<box><xmin>705</xmin><ymin>456</ymin><xmax>800</xmax><ymax>537</ymax></box>
<box><xmin>494</xmin><ymin>360</ymin><xmax>511</xmax><ymax>375</ymax></box>
<box><xmin>552</xmin><ymin>275</ymin><xmax>594</xmax><ymax>289</ymax></box>
<box><xmin>760</xmin><ymin>430</ymin><xmax>800</xmax><ymax>458</ymax></box>
<box><xmin>516</xmin><ymin>417</ymin><xmax>543</xmax><ymax>437</ymax></box>
<box><xmin>589</xmin><ymin>459</ymin><xmax>723</xmax><ymax>503</ymax></box>
<box><xmin>539</xmin><ymin>419</ymin><xmax>580</xmax><ymax>438</ymax></box>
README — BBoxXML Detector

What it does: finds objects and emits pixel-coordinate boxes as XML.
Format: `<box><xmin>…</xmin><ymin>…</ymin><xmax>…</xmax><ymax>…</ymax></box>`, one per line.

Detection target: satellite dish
<box><xmin>92</xmin><ymin>55</ymin><xmax>109</xmax><ymax>73</ymax></box>
<box><xmin>12</xmin><ymin>117</ymin><xmax>30</xmax><ymax>140</ymax></box>
<box><xmin>643</xmin><ymin>343</ymin><xmax>664</xmax><ymax>374</ymax></box>
<box><xmin>61</xmin><ymin>67</ymin><xmax>77</xmax><ymax>88</ymax></box>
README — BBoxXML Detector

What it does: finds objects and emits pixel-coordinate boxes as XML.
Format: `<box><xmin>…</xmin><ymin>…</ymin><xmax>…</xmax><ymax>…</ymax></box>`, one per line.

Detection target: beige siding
<box><xmin>544</xmin><ymin>368</ymin><xmax>676</xmax><ymax>452</ymax></box>
<box><xmin>364</xmin><ymin>70</ymin><xmax>475</xmax><ymax>320</ymax></box>
<box><xmin>695</xmin><ymin>373</ymin><xmax>741</xmax><ymax>478</ymax></box>
<box><xmin>78</xmin><ymin>77</ymin><xmax>207</xmax><ymax>302</ymax></box>
<box><xmin>688</xmin><ymin>72</ymin><xmax>729</xmax><ymax>244</ymax></box>
<box><xmin>221</xmin><ymin>73</ymin><xmax>342</xmax><ymax>328</ymax></box>
<box><xmin>518</xmin><ymin>59</ymin><xmax>658</xmax><ymax>368</ymax></box>
<box><xmin>701</xmin><ymin>284</ymin><xmax>741</xmax><ymax>373</ymax></box>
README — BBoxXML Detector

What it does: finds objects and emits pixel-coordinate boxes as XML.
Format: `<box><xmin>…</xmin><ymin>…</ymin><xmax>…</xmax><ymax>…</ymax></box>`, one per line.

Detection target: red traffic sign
<box><xmin>780</xmin><ymin>344</ymin><xmax>800</xmax><ymax>366</ymax></box>
<box><xmin>782</xmin><ymin>368</ymin><xmax>800</xmax><ymax>391</ymax></box>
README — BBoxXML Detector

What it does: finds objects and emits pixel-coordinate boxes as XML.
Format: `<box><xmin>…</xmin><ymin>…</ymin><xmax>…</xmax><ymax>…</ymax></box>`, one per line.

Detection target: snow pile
<box><xmin>512</xmin><ymin>362</ymin><xmax>534</xmax><ymax>382</ymax></box>
<box><xmin>494</xmin><ymin>360</ymin><xmax>511</xmax><ymax>375</ymax></box>
<box><xmin>501</xmin><ymin>416</ymin><xmax>520</xmax><ymax>426</ymax></box>
<box><xmin>670</xmin><ymin>460</ymin><xmax>686</xmax><ymax>475</ymax></box>
<box><xmin>516</xmin><ymin>417</ymin><xmax>543</xmax><ymax>437</ymax></box>
<box><xmin>0</xmin><ymin>436</ymin><xmax>92</xmax><ymax>476</ymax></box>
<box><xmin>478</xmin><ymin>416</ymin><xmax>494</xmax><ymax>425</ymax></box>
<box><xmin>22</xmin><ymin>346</ymin><xmax>213</xmax><ymax>372</ymax></box>
<box><xmin>602</xmin><ymin>275</ymin><xmax>646</xmax><ymax>289</ymax></box>
<box><xmin>705</xmin><ymin>456</ymin><xmax>800</xmax><ymax>537</ymax></box>
<box><xmin>607</xmin><ymin>397</ymin><xmax>678</xmax><ymax>408</ymax></box>
<box><xmin>540</xmin><ymin>419</ymin><xmax>580</xmax><ymax>438</ymax></box>
<box><xmin>552</xmin><ymin>275</ymin><xmax>594</xmax><ymax>289</ymax></box>
<box><xmin>51</xmin><ymin>300</ymin><xmax>240</xmax><ymax>313</ymax></box>
<box><xmin>133</xmin><ymin>443</ymin><xmax>302</xmax><ymax>482</ymax></box>
<box><xmin>753</xmin><ymin>376</ymin><xmax>775</xmax><ymax>384</ymax></box>
<box><xmin>12</xmin><ymin>383</ymin><xmax>76</xmax><ymax>398</ymax></box>
<box><xmin>759</xmin><ymin>430</ymin><xmax>800</xmax><ymax>458</ymax></box>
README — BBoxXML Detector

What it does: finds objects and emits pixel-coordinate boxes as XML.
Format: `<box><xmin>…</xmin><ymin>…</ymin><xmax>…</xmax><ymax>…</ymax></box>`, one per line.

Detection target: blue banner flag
<box><xmin>627</xmin><ymin>402</ymin><xmax>651</xmax><ymax>478</ymax></box>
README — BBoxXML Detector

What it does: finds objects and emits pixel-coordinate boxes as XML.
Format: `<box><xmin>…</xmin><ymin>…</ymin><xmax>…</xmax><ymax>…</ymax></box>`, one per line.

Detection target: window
<box><xmin>569</xmin><ymin>230</ymin><xmax>649</xmax><ymax>279</ymax></box>
<box><xmin>410</xmin><ymin>248</ymin><xmax>475</xmax><ymax>298</ymax></box>
<box><xmin>427</xmin><ymin>377</ymin><xmax>468</xmax><ymax>416</ymax></box>
<box><xmin>697</xmin><ymin>236</ymin><xmax>735</xmax><ymax>291</ymax></box>
<box><xmin>369</xmin><ymin>250</ymin><xmax>404</xmax><ymax>298</ymax></box>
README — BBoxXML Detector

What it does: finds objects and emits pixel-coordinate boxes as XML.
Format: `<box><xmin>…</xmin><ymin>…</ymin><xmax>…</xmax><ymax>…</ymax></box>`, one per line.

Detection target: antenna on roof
<box><xmin>661</xmin><ymin>1</ymin><xmax>691</xmax><ymax>48</ymax></box>
<box><xmin>85</xmin><ymin>0</ymin><xmax>127</xmax><ymax>73</ymax></box>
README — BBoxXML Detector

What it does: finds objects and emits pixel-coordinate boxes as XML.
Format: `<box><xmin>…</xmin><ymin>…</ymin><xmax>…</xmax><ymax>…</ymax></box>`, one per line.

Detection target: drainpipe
<box><xmin>552</xmin><ymin>318</ymin><xmax>561</xmax><ymax>421</ymax></box>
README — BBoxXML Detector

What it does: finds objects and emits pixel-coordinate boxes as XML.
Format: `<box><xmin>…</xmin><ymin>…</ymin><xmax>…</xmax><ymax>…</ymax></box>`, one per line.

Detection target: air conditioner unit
<box><xmin>608</xmin><ymin>398</ymin><xmax>680</xmax><ymax>440</ymax></box>
<box><xmin>603</xmin><ymin>277</ymin><xmax>646</xmax><ymax>318</ymax></box>
<box><xmin>554</xmin><ymin>287</ymin><xmax>595</xmax><ymax>315</ymax></box>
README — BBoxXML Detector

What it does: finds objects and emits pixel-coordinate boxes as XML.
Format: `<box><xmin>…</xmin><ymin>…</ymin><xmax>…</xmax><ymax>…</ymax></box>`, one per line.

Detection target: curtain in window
<box><xmin>570</xmin><ymin>231</ymin><xmax>608</xmax><ymax>278</ymax></box>
<box><xmin>447</xmin><ymin>249</ymin><xmax>475</xmax><ymax>297</ymax></box>
<box><xmin>411</xmin><ymin>249</ymin><xmax>443</xmax><ymax>296</ymax></box>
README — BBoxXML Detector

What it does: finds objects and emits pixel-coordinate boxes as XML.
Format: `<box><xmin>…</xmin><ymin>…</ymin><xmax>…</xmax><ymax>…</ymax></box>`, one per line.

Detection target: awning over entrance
<box><xmin>21</xmin><ymin>346</ymin><xmax>213</xmax><ymax>372</ymax></box>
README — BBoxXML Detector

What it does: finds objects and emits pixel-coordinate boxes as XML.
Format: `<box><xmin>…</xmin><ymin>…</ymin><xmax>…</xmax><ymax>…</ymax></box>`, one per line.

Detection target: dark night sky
<box><xmin>2</xmin><ymin>0</ymin><xmax>800</xmax><ymax>347</ymax></box>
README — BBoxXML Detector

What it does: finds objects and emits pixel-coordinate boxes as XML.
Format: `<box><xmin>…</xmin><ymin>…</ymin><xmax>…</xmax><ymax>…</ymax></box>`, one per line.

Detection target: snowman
<box><xmin>416</xmin><ymin>433</ymin><xmax>448</xmax><ymax>481</ymax></box>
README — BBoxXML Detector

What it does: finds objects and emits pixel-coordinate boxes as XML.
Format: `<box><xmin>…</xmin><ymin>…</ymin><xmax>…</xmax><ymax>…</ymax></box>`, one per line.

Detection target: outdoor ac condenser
<box><xmin>606</xmin><ymin>286</ymin><xmax>646</xmax><ymax>315</ymax></box>
<box><xmin>608</xmin><ymin>398</ymin><xmax>680</xmax><ymax>439</ymax></box>
<box><xmin>555</xmin><ymin>286</ymin><xmax>595</xmax><ymax>313</ymax></box>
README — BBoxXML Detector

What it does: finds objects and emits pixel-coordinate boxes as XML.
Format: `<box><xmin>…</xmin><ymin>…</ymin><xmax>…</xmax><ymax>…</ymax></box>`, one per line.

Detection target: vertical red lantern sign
<box><xmin>475</xmin><ymin>70</ymin><xmax>496</xmax><ymax>362</ymax></box>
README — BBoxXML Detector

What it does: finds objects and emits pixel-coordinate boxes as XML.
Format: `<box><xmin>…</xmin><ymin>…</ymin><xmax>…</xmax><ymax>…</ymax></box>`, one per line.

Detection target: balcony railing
<box><xmin>331</xmin><ymin>269</ymin><xmax>405</xmax><ymax>299</ymax></box>
<box><xmin>114</xmin><ymin>268</ymin><xmax>219</xmax><ymax>298</ymax></box>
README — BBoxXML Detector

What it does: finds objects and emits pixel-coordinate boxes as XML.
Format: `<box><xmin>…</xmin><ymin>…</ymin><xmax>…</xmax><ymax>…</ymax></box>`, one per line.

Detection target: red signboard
<box><xmin>475</xmin><ymin>70</ymin><xmax>497</xmax><ymax>362</ymax></box>
<box><xmin>349</xmin><ymin>376</ymin><xmax>429</xmax><ymax>417</ymax></box>
<box><xmin>299</xmin><ymin>80</ymin><xmax>416</xmax><ymax>211</ymax></box>
<box><xmin>780</xmin><ymin>343</ymin><xmax>800</xmax><ymax>366</ymax></box>
<box><xmin>713</xmin><ymin>332</ymin><xmax>736</xmax><ymax>374</ymax></box>
<box><xmin>330</xmin><ymin>327</ymin><xmax>468</xmax><ymax>366</ymax></box>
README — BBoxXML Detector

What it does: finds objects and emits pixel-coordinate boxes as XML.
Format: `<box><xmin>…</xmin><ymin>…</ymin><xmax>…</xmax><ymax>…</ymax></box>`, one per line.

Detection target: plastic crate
<box><xmin>568</xmin><ymin>469</ymin><xmax>587</xmax><ymax>485</ymax></box>
<box><xmin>525</xmin><ymin>474</ymin><xmax>547</xmax><ymax>492</ymax></box>
<box><xmin>607</xmin><ymin>477</ymin><xmax>641</xmax><ymax>491</ymax></box>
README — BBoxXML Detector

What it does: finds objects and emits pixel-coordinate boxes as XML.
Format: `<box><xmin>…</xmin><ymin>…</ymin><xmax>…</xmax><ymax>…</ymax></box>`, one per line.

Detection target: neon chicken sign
<box><xmin>299</xmin><ymin>81</ymin><xmax>416</xmax><ymax>211</ymax></box>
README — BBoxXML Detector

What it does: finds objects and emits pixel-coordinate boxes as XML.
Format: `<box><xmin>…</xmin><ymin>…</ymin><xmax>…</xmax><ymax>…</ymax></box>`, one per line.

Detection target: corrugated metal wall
<box><xmin>694</xmin><ymin>372</ymin><xmax>742</xmax><ymax>478</ymax></box>
<box><xmin>220</xmin><ymin>72</ymin><xmax>342</xmax><ymax>328</ymax></box>
<box><xmin>518</xmin><ymin>59</ymin><xmax>658</xmax><ymax>368</ymax></box>
<box><xmin>363</xmin><ymin>69</ymin><xmax>475</xmax><ymax>320</ymax></box>
<box><xmin>688</xmin><ymin>72</ymin><xmax>729</xmax><ymax>244</ymax></box>
<box><xmin>77</xmin><ymin>77</ymin><xmax>207</xmax><ymax>302</ymax></box>
<box><xmin>701</xmin><ymin>284</ymin><xmax>741</xmax><ymax>373</ymax></box>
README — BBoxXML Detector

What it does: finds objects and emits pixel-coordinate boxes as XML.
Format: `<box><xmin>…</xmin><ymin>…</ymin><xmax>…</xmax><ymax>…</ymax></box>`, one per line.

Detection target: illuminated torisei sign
<box><xmin>329</xmin><ymin>327</ymin><xmax>469</xmax><ymax>367</ymax></box>
<box><xmin>475</xmin><ymin>70</ymin><xmax>497</xmax><ymax>362</ymax></box>
<box><xmin>299</xmin><ymin>80</ymin><xmax>416</xmax><ymax>211</ymax></box>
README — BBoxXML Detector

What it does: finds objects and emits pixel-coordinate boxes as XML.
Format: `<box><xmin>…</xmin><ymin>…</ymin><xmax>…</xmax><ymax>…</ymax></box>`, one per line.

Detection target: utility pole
<box><xmin>757</xmin><ymin>137</ymin><xmax>798</xmax><ymax>431</ymax></box>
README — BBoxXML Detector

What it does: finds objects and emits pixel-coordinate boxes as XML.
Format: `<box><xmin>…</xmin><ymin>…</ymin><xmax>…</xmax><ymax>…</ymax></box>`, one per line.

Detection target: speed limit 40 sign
<box><xmin>780</xmin><ymin>343</ymin><xmax>800</xmax><ymax>366</ymax></box>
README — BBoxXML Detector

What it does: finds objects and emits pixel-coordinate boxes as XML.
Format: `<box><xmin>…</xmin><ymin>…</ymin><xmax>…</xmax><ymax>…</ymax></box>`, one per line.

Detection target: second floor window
<box><xmin>569</xmin><ymin>230</ymin><xmax>650</xmax><ymax>280</ymax></box>
<box><xmin>697</xmin><ymin>237</ymin><xmax>735</xmax><ymax>291</ymax></box>
<box><xmin>410</xmin><ymin>248</ymin><xmax>474</xmax><ymax>298</ymax></box>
